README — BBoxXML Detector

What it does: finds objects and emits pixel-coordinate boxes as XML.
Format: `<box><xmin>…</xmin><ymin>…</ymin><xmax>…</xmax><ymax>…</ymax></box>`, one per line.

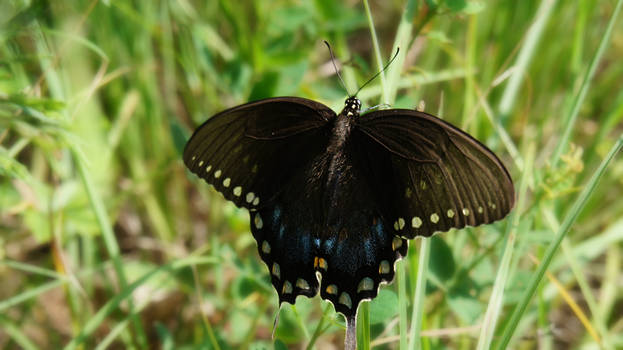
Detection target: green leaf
<box><xmin>445</xmin><ymin>0</ymin><xmax>467</xmax><ymax>12</ymax></box>
<box><xmin>448</xmin><ymin>274</ymin><xmax>482</xmax><ymax>323</ymax></box>
<box><xmin>369</xmin><ymin>289</ymin><xmax>399</xmax><ymax>324</ymax></box>
<box><xmin>463</xmin><ymin>1</ymin><xmax>485</xmax><ymax>14</ymax></box>
<box><xmin>248</xmin><ymin>71</ymin><xmax>279</xmax><ymax>101</ymax></box>
<box><xmin>0</xmin><ymin>148</ymin><xmax>29</xmax><ymax>180</ymax></box>
<box><xmin>429</xmin><ymin>235</ymin><xmax>456</xmax><ymax>282</ymax></box>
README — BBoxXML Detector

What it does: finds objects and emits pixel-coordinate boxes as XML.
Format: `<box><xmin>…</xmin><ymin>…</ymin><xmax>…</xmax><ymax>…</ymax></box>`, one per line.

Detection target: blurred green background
<box><xmin>1</xmin><ymin>0</ymin><xmax>623</xmax><ymax>349</ymax></box>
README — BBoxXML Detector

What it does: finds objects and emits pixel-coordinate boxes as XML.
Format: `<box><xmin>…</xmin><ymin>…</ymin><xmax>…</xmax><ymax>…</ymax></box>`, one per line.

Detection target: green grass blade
<box><xmin>385</xmin><ymin>0</ymin><xmax>418</xmax><ymax>103</ymax></box>
<box><xmin>397</xmin><ymin>259</ymin><xmax>408</xmax><ymax>350</ymax></box>
<box><xmin>550</xmin><ymin>0</ymin><xmax>623</xmax><ymax>166</ymax></box>
<box><xmin>0</xmin><ymin>279</ymin><xmax>64</xmax><ymax>313</ymax></box>
<box><xmin>358</xmin><ymin>301</ymin><xmax>371</xmax><ymax>350</ymax></box>
<box><xmin>495</xmin><ymin>135</ymin><xmax>623</xmax><ymax>350</ymax></box>
<box><xmin>363</xmin><ymin>0</ymin><xmax>388</xmax><ymax>104</ymax></box>
<box><xmin>407</xmin><ymin>237</ymin><xmax>430</xmax><ymax>350</ymax></box>
<box><xmin>497</xmin><ymin>0</ymin><xmax>558</xmax><ymax>119</ymax></box>
<box><xmin>70</xmin><ymin>148</ymin><xmax>148</xmax><ymax>347</ymax></box>
<box><xmin>476</xmin><ymin>143</ymin><xmax>534</xmax><ymax>350</ymax></box>
<box><xmin>63</xmin><ymin>256</ymin><xmax>216</xmax><ymax>350</ymax></box>
<box><xmin>0</xmin><ymin>316</ymin><xmax>40</xmax><ymax>350</ymax></box>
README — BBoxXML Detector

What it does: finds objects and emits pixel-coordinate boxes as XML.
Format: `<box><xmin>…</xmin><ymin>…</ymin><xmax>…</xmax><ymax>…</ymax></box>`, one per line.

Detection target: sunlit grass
<box><xmin>1</xmin><ymin>0</ymin><xmax>623</xmax><ymax>349</ymax></box>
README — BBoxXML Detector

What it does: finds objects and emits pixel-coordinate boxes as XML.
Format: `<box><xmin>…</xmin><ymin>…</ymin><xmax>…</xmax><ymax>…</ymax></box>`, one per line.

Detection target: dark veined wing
<box><xmin>354</xmin><ymin>109</ymin><xmax>515</xmax><ymax>238</ymax></box>
<box><xmin>183</xmin><ymin>97</ymin><xmax>336</xmax><ymax>209</ymax></box>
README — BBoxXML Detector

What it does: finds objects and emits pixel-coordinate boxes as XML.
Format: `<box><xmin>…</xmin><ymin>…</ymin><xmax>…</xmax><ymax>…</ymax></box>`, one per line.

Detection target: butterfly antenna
<box><xmin>354</xmin><ymin>47</ymin><xmax>400</xmax><ymax>96</ymax></box>
<box><xmin>324</xmin><ymin>40</ymin><xmax>351</xmax><ymax>96</ymax></box>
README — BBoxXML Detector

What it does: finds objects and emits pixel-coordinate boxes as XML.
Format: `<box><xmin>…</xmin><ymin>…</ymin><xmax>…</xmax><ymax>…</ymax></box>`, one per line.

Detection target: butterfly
<box><xmin>183</xmin><ymin>93</ymin><xmax>515</xmax><ymax>325</ymax></box>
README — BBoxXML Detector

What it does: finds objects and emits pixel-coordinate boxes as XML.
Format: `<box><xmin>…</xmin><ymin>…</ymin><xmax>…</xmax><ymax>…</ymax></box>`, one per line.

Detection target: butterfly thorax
<box><xmin>310</xmin><ymin>113</ymin><xmax>374</xmax><ymax>229</ymax></box>
<box><xmin>341</xmin><ymin>96</ymin><xmax>361</xmax><ymax>118</ymax></box>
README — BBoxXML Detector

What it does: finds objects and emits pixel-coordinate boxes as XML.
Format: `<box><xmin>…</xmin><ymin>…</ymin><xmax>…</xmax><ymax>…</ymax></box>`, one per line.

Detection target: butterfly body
<box><xmin>184</xmin><ymin>96</ymin><xmax>514</xmax><ymax>317</ymax></box>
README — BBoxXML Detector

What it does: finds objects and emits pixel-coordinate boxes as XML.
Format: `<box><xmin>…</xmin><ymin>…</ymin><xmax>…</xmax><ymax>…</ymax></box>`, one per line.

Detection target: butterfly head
<box><xmin>343</xmin><ymin>97</ymin><xmax>361</xmax><ymax>117</ymax></box>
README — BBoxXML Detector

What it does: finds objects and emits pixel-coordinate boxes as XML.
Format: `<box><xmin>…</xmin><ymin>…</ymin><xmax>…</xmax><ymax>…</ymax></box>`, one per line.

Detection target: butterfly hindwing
<box><xmin>317</xmin><ymin>216</ymin><xmax>407</xmax><ymax>316</ymax></box>
<box><xmin>250</xmin><ymin>204</ymin><xmax>320</xmax><ymax>304</ymax></box>
<box><xmin>183</xmin><ymin>97</ymin><xmax>336</xmax><ymax>209</ymax></box>
<box><xmin>246</xmin><ymin>135</ymin><xmax>409</xmax><ymax>316</ymax></box>
<box><xmin>355</xmin><ymin>109</ymin><xmax>515</xmax><ymax>238</ymax></box>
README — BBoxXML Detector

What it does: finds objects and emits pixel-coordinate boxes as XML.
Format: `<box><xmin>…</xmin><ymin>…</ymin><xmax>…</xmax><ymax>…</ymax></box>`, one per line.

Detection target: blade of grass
<box><xmin>384</xmin><ymin>1</ymin><xmax>418</xmax><ymax>348</ymax></box>
<box><xmin>494</xmin><ymin>135</ymin><xmax>623</xmax><ymax>350</ymax></box>
<box><xmin>397</xmin><ymin>258</ymin><xmax>408</xmax><ymax>350</ymax></box>
<box><xmin>71</xmin><ymin>148</ymin><xmax>147</xmax><ymax>347</ymax></box>
<box><xmin>528</xmin><ymin>253</ymin><xmax>602</xmax><ymax>346</ymax></box>
<box><xmin>0</xmin><ymin>279</ymin><xmax>65</xmax><ymax>312</ymax></box>
<box><xmin>550</xmin><ymin>0</ymin><xmax>623</xmax><ymax>166</ymax></box>
<box><xmin>476</xmin><ymin>143</ymin><xmax>534</xmax><ymax>350</ymax></box>
<box><xmin>2</xmin><ymin>259</ymin><xmax>67</xmax><ymax>280</ymax></box>
<box><xmin>542</xmin><ymin>208</ymin><xmax>611</xmax><ymax>348</ymax></box>
<box><xmin>407</xmin><ymin>237</ymin><xmax>430</xmax><ymax>350</ymax></box>
<box><xmin>306</xmin><ymin>304</ymin><xmax>332</xmax><ymax>350</ymax></box>
<box><xmin>0</xmin><ymin>316</ymin><xmax>40</xmax><ymax>350</ymax></box>
<box><xmin>63</xmin><ymin>256</ymin><xmax>216</xmax><ymax>350</ymax></box>
<box><xmin>385</xmin><ymin>0</ymin><xmax>418</xmax><ymax>103</ymax></box>
<box><xmin>363</xmin><ymin>0</ymin><xmax>388</xmax><ymax>104</ymax></box>
<box><xmin>358</xmin><ymin>301</ymin><xmax>371</xmax><ymax>350</ymax></box>
<box><xmin>358</xmin><ymin>68</ymin><xmax>471</xmax><ymax>101</ymax></box>
<box><xmin>497</xmin><ymin>0</ymin><xmax>558</xmax><ymax>120</ymax></box>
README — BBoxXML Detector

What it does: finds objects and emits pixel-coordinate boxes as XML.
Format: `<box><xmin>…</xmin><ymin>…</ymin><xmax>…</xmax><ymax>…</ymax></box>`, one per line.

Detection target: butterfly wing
<box><xmin>354</xmin><ymin>109</ymin><xmax>515</xmax><ymax>238</ymax></box>
<box><xmin>249</xmin><ymin>145</ymin><xmax>408</xmax><ymax>316</ymax></box>
<box><xmin>183</xmin><ymin>97</ymin><xmax>336</xmax><ymax>209</ymax></box>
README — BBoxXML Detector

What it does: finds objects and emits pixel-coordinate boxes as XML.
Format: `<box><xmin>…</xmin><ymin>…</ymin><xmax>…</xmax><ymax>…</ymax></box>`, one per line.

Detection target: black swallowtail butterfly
<box><xmin>183</xmin><ymin>94</ymin><xmax>515</xmax><ymax>329</ymax></box>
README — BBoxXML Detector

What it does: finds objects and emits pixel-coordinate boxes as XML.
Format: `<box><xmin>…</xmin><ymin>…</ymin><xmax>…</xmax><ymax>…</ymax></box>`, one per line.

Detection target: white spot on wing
<box><xmin>272</xmin><ymin>263</ymin><xmax>280</xmax><ymax>279</ymax></box>
<box><xmin>392</xmin><ymin>237</ymin><xmax>403</xmax><ymax>251</ymax></box>
<box><xmin>246</xmin><ymin>192</ymin><xmax>255</xmax><ymax>203</ymax></box>
<box><xmin>214</xmin><ymin>170</ymin><xmax>222</xmax><ymax>178</ymax></box>
<box><xmin>254</xmin><ymin>213</ymin><xmax>263</xmax><ymax>229</ymax></box>
<box><xmin>233</xmin><ymin>186</ymin><xmax>242</xmax><ymax>196</ymax></box>
<box><xmin>252</xmin><ymin>197</ymin><xmax>260</xmax><ymax>206</ymax></box>
<box><xmin>261</xmin><ymin>241</ymin><xmax>271</xmax><ymax>254</ymax></box>
<box><xmin>398</xmin><ymin>218</ymin><xmax>405</xmax><ymax>230</ymax></box>
<box><xmin>447</xmin><ymin>209</ymin><xmax>455</xmax><ymax>218</ymax></box>
<box><xmin>462</xmin><ymin>208</ymin><xmax>470</xmax><ymax>216</ymax></box>
<box><xmin>430</xmin><ymin>213</ymin><xmax>439</xmax><ymax>223</ymax></box>
<box><xmin>412</xmin><ymin>217</ymin><xmax>422</xmax><ymax>228</ymax></box>
<box><xmin>379</xmin><ymin>260</ymin><xmax>390</xmax><ymax>274</ymax></box>
<box><xmin>296</xmin><ymin>278</ymin><xmax>310</xmax><ymax>290</ymax></box>
<box><xmin>357</xmin><ymin>277</ymin><xmax>374</xmax><ymax>293</ymax></box>
<box><xmin>282</xmin><ymin>281</ymin><xmax>292</xmax><ymax>294</ymax></box>
<box><xmin>339</xmin><ymin>292</ymin><xmax>352</xmax><ymax>309</ymax></box>
<box><xmin>223</xmin><ymin>178</ymin><xmax>231</xmax><ymax>187</ymax></box>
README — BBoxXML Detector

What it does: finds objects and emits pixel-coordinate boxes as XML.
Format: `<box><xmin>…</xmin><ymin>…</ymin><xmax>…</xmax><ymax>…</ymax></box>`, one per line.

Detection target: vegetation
<box><xmin>1</xmin><ymin>0</ymin><xmax>622</xmax><ymax>349</ymax></box>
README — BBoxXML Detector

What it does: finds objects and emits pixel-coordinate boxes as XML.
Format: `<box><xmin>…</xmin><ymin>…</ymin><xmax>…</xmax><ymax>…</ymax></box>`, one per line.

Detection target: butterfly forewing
<box><xmin>183</xmin><ymin>97</ymin><xmax>335</xmax><ymax>209</ymax></box>
<box><xmin>355</xmin><ymin>109</ymin><xmax>515</xmax><ymax>238</ymax></box>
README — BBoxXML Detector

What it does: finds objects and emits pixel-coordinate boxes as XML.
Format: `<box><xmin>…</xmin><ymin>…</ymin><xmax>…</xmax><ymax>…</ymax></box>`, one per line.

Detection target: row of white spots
<box><xmin>393</xmin><ymin>202</ymin><xmax>498</xmax><ymax>231</ymax></box>
<box><xmin>247</xmin><ymin>192</ymin><xmax>260</xmax><ymax>206</ymax></box>
<box><xmin>252</xmin><ymin>210</ymin><xmax>396</xmax><ymax>311</ymax></box>
<box><xmin>193</xmin><ymin>156</ymin><xmax>262</xmax><ymax>206</ymax></box>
